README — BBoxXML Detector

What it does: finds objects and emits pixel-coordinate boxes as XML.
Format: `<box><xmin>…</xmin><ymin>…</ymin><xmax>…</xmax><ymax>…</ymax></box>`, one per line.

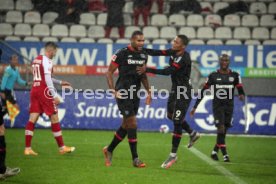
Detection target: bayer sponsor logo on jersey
<box><xmin>127</xmin><ymin>59</ymin><xmax>145</xmax><ymax>65</ymax></box>
<box><xmin>37</xmin><ymin>94</ymin><xmax>66</xmax><ymax>127</ymax></box>
<box><xmin>193</xmin><ymin>95</ymin><xmax>217</xmax><ymax>131</ymax></box>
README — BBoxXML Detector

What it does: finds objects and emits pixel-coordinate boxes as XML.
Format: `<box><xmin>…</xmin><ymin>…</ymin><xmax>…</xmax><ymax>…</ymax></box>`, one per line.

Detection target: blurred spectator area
<box><xmin>0</xmin><ymin>0</ymin><xmax>275</xmax><ymax>45</ymax></box>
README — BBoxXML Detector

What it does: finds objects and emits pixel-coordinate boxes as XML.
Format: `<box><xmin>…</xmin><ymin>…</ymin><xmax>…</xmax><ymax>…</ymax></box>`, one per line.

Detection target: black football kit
<box><xmin>144</xmin><ymin>48</ymin><xmax>192</xmax><ymax>124</ymax></box>
<box><xmin>193</xmin><ymin>69</ymin><xmax>245</xmax><ymax>127</ymax></box>
<box><xmin>112</xmin><ymin>45</ymin><xmax>148</xmax><ymax>117</ymax></box>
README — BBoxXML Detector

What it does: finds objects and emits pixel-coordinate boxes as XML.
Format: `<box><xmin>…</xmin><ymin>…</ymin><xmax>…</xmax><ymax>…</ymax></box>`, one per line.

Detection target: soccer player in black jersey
<box><xmin>0</xmin><ymin>103</ymin><xmax>20</xmax><ymax>180</ymax></box>
<box><xmin>137</xmin><ymin>35</ymin><xmax>200</xmax><ymax>169</ymax></box>
<box><xmin>190</xmin><ymin>54</ymin><xmax>245</xmax><ymax>162</ymax></box>
<box><xmin>103</xmin><ymin>31</ymin><xmax>151</xmax><ymax>168</ymax></box>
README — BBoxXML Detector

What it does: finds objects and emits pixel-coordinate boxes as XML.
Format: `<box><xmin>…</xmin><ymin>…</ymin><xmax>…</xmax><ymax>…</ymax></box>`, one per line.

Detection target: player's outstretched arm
<box><xmin>143</xmin><ymin>48</ymin><xmax>175</xmax><ymax>56</ymax></box>
<box><xmin>137</xmin><ymin>65</ymin><xmax>176</xmax><ymax>76</ymax></box>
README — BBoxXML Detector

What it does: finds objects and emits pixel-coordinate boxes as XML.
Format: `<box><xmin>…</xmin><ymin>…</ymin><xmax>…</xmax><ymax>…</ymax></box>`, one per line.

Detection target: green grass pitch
<box><xmin>3</xmin><ymin>129</ymin><xmax>276</xmax><ymax>184</ymax></box>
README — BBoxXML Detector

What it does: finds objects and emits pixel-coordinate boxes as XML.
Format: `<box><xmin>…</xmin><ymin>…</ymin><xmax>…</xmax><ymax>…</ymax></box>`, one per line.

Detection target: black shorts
<box><xmin>116</xmin><ymin>97</ymin><xmax>140</xmax><ymax>118</ymax></box>
<box><xmin>167</xmin><ymin>91</ymin><xmax>191</xmax><ymax>124</ymax></box>
<box><xmin>213</xmin><ymin>105</ymin><xmax>233</xmax><ymax>128</ymax></box>
<box><xmin>1</xmin><ymin>90</ymin><xmax>17</xmax><ymax>107</ymax></box>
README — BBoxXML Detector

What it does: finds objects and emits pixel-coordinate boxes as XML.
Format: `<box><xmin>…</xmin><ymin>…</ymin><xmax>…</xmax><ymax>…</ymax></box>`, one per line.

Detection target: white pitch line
<box><xmin>189</xmin><ymin>147</ymin><xmax>247</xmax><ymax>184</ymax></box>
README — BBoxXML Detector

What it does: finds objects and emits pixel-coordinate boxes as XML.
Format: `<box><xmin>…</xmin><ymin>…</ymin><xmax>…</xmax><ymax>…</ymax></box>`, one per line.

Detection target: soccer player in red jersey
<box><xmin>24</xmin><ymin>42</ymin><xmax>75</xmax><ymax>156</ymax></box>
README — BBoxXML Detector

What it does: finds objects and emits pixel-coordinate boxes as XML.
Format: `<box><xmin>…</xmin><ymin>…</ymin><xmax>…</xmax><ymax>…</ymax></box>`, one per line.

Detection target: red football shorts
<box><xmin>29</xmin><ymin>89</ymin><xmax>58</xmax><ymax>116</ymax></box>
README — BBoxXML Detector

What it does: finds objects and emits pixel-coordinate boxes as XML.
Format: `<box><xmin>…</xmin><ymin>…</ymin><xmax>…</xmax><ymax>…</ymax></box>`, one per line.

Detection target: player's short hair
<box><xmin>131</xmin><ymin>30</ymin><xmax>143</xmax><ymax>38</ymax></box>
<box><xmin>45</xmin><ymin>42</ymin><xmax>58</xmax><ymax>49</ymax></box>
<box><xmin>177</xmin><ymin>35</ymin><xmax>189</xmax><ymax>46</ymax></box>
<box><xmin>219</xmin><ymin>54</ymin><xmax>230</xmax><ymax>61</ymax></box>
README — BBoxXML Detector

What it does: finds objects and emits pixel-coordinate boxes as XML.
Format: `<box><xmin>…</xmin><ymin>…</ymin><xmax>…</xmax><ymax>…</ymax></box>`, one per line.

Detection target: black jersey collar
<box><xmin>175</xmin><ymin>49</ymin><xmax>185</xmax><ymax>57</ymax></box>
<box><xmin>217</xmin><ymin>69</ymin><xmax>232</xmax><ymax>74</ymax></box>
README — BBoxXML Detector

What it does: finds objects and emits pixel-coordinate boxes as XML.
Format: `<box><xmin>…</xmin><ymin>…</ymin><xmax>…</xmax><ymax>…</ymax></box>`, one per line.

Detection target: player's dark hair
<box><xmin>45</xmin><ymin>42</ymin><xmax>58</xmax><ymax>49</ymax></box>
<box><xmin>219</xmin><ymin>54</ymin><xmax>230</xmax><ymax>61</ymax></box>
<box><xmin>131</xmin><ymin>30</ymin><xmax>143</xmax><ymax>38</ymax></box>
<box><xmin>177</xmin><ymin>35</ymin><xmax>189</xmax><ymax>46</ymax></box>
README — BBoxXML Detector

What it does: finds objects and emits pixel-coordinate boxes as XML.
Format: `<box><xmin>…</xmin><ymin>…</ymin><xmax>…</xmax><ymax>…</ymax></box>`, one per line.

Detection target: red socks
<box><xmin>51</xmin><ymin>123</ymin><xmax>64</xmax><ymax>148</ymax></box>
<box><xmin>25</xmin><ymin>121</ymin><xmax>35</xmax><ymax>148</ymax></box>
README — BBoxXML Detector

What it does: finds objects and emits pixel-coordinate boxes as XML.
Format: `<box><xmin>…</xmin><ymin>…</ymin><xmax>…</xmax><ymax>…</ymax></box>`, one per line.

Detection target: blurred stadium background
<box><xmin>0</xmin><ymin>0</ymin><xmax>275</xmax><ymax>183</ymax></box>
